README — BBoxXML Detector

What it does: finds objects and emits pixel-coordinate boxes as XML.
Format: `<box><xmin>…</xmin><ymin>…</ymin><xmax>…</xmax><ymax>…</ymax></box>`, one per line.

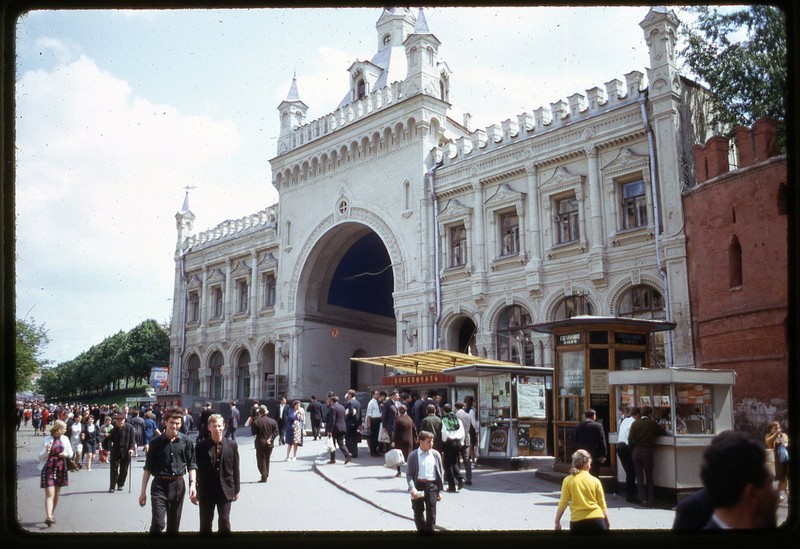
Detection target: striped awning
<box><xmin>355</xmin><ymin>349</ymin><xmax>521</xmax><ymax>374</ymax></box>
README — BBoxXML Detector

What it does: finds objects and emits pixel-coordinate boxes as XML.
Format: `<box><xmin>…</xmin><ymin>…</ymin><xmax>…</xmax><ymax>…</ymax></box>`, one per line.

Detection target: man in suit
<box><xmin>326</xmin><ymin>395</ymin><xmax>351</xmax><ymax>464</ymax></box>
<box><xmin>105</xmin><ymin>412</ymin><xmax>136</xmax><ymax>492</ymax></box>
<box><xmin>224</xmin><ymin>401</ymin><xmax>240</xmax><ymax>440</ymax></box>
<box><xmin>412</xmin><ymin>390</ymin><xmax>435</xmax><ymax>431</ymax></box>
<box><xmin>406</xmin><ymin>430</ymin><xmax>445</xmax><ymax>535</ymax></box>
<box><xmin>700</xmin><ymin>430</ymin><xmax>778</xmax><ymax>529</ymax></box>
<box><xmin>344</xmin><ymin>389</ymin><xmax>362</xmax><ymax>458</ymax></box>
<box><xmin>251</xmin><ymin>405</ymin><xmax>279</xmax><ymax>482</ymax></box>
<box><xmin>277</xmin><ymin>396</ymin><xmax>288</xmax><ymax>445</ymax></box>
<box><xmin>381</xmin><ymin>389</ymin><xmax>401</xmax><ymax>452</ymax></box>
<box><xmin>574</xmin><ymin>409</ymin><xmax>607</xmax><ymax>477</ymax></box>
<box><xmin>306</xmin><ymin>395</ymin><xmax>324</xmax><ymax>440</ymax></box>
<box><xmin>192</xmin><ymin>414</ymin><xmax>240</xmax><ymax>535</ymax></box>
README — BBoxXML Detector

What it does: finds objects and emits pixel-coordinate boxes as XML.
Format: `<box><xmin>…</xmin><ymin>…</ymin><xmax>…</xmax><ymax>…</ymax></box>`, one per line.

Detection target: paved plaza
<box><xmin>8</xmin><ymin>424</ymin><xmax>792</xmax><ymax>545</ymax></box>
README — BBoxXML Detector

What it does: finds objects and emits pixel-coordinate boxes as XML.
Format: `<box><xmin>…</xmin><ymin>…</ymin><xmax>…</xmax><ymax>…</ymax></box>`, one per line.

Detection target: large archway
<box><xmin>293</xmin><ymin>222</ymin><xmax>398</xmax><ymax>395</ymax></box>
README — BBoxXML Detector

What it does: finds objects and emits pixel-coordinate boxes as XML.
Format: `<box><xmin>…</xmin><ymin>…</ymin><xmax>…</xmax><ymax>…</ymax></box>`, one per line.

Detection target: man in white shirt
<box><xmin>616</xmin><ymin>407</ymin><xmax>639</xmax><ymax>502</ymax></box>
<box><xmin>406</xmin><ymin>430</ymin><xmax>444</xmax><ymax>534</ymax></box>
<box><xmin>365</xmin><ymin>390</ymin><xmax>383</xmax><ymax>457</ymax></box>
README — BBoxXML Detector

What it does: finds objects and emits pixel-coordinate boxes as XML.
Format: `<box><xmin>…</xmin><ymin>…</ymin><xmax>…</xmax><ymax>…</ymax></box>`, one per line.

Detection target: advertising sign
<box><xmin>149</xmin><ymin>366</ymin><xmax>169</xmax><ymax>390</ymax></box>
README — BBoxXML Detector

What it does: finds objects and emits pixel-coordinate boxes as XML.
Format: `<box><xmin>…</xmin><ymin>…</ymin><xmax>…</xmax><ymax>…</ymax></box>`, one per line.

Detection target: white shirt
<box><xmin>418</xmin><ymin>449</ymin><xmax>437</xmax><ymax>481</ymax></box>
<box><xmin>618</xmin><ymin>416</ymin><xmax>635</xmax><ymax>444</ymax></box>
<box><xmin>366</xmin><ymin>398</ymin><xmax>381</xmax><ymax>418</ymax></box>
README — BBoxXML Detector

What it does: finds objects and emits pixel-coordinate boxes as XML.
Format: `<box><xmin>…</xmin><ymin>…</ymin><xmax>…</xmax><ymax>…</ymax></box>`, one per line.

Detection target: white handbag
<box><xmin>384</xmin><ymin>448</ymin><xmax>405</xmax><ymax>468</ymax></box>
<box><xmin>324</xmin><ymin>437</ymin><xmax>336</xmax><ymax>453</ymax></box>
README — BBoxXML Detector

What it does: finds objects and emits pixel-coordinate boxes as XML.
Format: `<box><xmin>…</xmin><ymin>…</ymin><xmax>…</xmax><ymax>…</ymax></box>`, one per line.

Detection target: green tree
<box><xmin>127</xmin><ymin>319</ymin><xmax>170</xmax><ymax>386</ymax></box>
<box><xmin>16</xmin><ymin>317</ymin><xmax>50</xmax><ymax>391</ymax></box>
<box><xmin>678</xmin><ymin>5</ymin><xmax>787</xmax><ymax>147</ymax></box>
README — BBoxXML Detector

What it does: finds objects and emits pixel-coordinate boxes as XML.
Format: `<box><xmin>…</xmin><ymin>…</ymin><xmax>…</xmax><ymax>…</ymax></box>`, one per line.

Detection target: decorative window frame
<box><xmin>207</xmin><ymin>267</ymin><xmax>225</xmax><ymax>324</ymax></box>
<box><xmin>258</xmin><ymin>251</ymin><xmax>279</xmax><ymax>315</ymax></box>
<box><xmin>230</xmin><ymin>260</ymin><xmax>252</xmax><ymax>319</ymax></box>
<box><xmin>186</xmin><ymin>274</ymin><xmax>202</xmax><ymax>326</ymax></box>
<box><xmin>602</xmin><ymin>147</ymin><xmax>655</xmax><ymax>248</ymax></box>
<box><xmin>541</xmin><ymin>166</ymin><xmax>587</xmax><ymax>259</ymax></box>
<box><xmin>437</xmin><ymin>198</ymin><xmax>473</xmax><ymax>279</ymax></box>
<box><xmin>485</xmin><ymin>183</ymin><xmax>527</xmax><ymax>270</ymax></box>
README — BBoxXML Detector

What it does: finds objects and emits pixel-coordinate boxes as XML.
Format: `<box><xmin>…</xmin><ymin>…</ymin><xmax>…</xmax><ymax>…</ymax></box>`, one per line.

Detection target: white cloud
<box><xmin>15</xmin><ymin>54</ymin><xmax>244</xmax><ymax>362</ymax></box>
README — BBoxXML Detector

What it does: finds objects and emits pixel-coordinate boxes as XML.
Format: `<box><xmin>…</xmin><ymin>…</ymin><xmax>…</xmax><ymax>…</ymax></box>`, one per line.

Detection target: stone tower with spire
<box><xmin>277</xmin><ymin>74</ymin><xmax>309</xmax><ymax>155</ymax></box>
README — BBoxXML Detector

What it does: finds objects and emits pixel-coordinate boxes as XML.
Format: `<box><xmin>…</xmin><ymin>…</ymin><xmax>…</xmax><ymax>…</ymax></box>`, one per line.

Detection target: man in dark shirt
<box><xmin>197</xmin><ymin>402</ymin><xmax>213</xmax><ymax>443</ymax></box>
<box><xmin>251</xmin><ymin>405</ymin><xmax>279</xmax><ymax>482</ymax></box>
<box><xmin>192</xmin><ymin>414</ymin><xmax>240</xmax><ymax>535</ymax></box>
<box><xmin>139</xmin><ymin>407</ymin><xmax>197</xmax><ymax>535</ymax></box>
<box><xmin>628</xmin><ymin>405</ymin><xmax>669</xmax><ymax>507</ymax></box>
<box><xmin>105</xmin><ymin>412</ymin><xmax>135</xmax><ymax>492</ymax></box>
<box><xmin>306</xmin><ymin>395</ymin><xmax>324</xmax><ymax>440</ymax></box>
<box><xmin>574</xmin><ymin>409</ymin><xmax>607</xmax><ymax>477</ymax></box>
<box><xmin>344</xmin><ymin>389</ymin><xmax>362</xmax><ymax>458</ymax></box>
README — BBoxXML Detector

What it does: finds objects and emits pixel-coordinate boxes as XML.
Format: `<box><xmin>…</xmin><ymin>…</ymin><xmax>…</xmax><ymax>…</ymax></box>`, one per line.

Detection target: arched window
<box><xmin>237</xmin><ymin>351</ymin><xmax>251</xmax><ymax>400</ymax></box>
<box><xmin>356</xmin><ymin>79</ymin><xmax>366</xmax><ymax>100</ymax></box>
<box><xmin>618</xmin><ymin>284</ymin><xmax>666</xmax><ymax>366</ymax></box>
<box><xmin>209</xmin><ymin>351</ymin><xmax>224</xmax><ymax>401</ymax></box>
<box><xmin>729</xmin><ymin>236</ymin><xmax>743</xmax><ymax>288</ymax></box>
<box><xmin>186</xmin><ymin>354</ymin><xmax>200</xmax><ymax>397</ymax></box>
<box><xmin>496</xmin><ymin>305</ymin><xmax>534</xmax><ymax>365</ymax></box>
<box><xmin>553</xmin><ymin>295</ymin><xmax>594</xmax><ymax>320</ymax></box>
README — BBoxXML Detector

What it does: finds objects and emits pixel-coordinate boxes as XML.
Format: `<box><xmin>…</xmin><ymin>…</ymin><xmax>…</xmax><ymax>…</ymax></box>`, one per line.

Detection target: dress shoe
<box><xmin>457</xmin><ymin>480</ymin><xmax>464</xmax><ymax>491</ymax></box>
<box><xmin>446</xmin><ymin>487</ymin><xmax>456</xmax><ymax>493</ymax></box>
<box><xmin>328</xmin><ymin>460</ymin><xmax>336</xmax><ymax>464</ymax></box>
<box><xmin>344</xmin><ymin>456</ymin><xmax>351</xmax><ymax>464</ymax></box>
<box><xmin>117</xmin><ymin>486</ymin><xmax>123</xmax><ymax>491</ymax></box>
<box><xmin>465</xmin><ymin>480</ymin><xmax>472</xmax><ymax>485</ymax></box>
<box><xmin>258</xmin><ymin>478</ymin><xmax>267</xmax><ymax>483</ymax></box>
<box><xmin>108</xmin><ymin>489</ymin><xmax>115</xmax><ymax>493</ymax></box>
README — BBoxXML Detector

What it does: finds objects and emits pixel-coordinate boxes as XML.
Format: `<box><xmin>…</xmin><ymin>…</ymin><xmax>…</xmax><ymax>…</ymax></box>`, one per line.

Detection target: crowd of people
<box><xmin>19</xmin><ymin>394</ymin><xmax>789</xmax><ymax>535</ymax></box>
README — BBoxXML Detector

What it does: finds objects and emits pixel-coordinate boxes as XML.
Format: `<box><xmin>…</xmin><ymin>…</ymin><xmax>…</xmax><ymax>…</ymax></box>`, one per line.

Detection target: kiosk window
<box><xmin>675</xmin><ymin>384</ymin><xmax>714</xmax><ymax>434</ymax></box>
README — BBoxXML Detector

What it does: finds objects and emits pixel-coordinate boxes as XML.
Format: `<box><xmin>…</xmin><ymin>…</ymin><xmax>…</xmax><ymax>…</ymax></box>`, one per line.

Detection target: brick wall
<box><xmin>683</xmin><ymin>117</ymin><xmax>789</xmax><ymax>432</ymax></box>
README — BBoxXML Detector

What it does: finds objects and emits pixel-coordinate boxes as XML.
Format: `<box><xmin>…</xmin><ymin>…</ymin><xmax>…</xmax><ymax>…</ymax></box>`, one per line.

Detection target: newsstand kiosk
<box><xmin>532</xmin><ymin>315</ymin><xmax>735</xmax><ymax>499</ymax></box>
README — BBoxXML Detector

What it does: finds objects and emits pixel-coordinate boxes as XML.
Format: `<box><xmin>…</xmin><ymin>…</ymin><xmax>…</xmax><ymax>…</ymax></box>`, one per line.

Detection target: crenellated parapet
<box><xmin>277</xmin><ymin>81</ymin><xmax>407</xmax><ymax>156</ymax></box>
<box><xmin>440</xmin><ymin>71</ymin><xmax>645</xmax><ymax>165</ymax></box>
<box><xmin>182</xmin><ymin>205</ymin><xmax>279</xmax><ymax>252</ymax></box>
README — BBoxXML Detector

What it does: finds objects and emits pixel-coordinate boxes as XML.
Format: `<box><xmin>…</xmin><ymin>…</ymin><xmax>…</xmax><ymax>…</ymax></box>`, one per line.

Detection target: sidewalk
<box><xmin>309</xmin><ymin>438</ymin><xmax>679</xmax><ymax>531</ymax></box>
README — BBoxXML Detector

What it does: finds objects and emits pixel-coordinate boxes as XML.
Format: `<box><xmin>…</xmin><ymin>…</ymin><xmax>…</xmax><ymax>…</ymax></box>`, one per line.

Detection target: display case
<box><xmin>608</xmin><ymin>368</ymin><xmax>736</xmax><ymax>491</ymax></box>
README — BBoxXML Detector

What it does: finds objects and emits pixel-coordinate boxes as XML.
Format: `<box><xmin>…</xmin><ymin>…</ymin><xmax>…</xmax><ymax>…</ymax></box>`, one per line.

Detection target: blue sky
<box><xmin>14</xmin><ymin>5</ymin><xmax>694</xmax><ymax>366</ymax></box>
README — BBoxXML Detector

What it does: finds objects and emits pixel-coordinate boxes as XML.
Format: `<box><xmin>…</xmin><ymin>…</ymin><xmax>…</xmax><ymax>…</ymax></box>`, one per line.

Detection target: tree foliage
<box><xmin>678</xmin><ymin>5</ymin><xmax>787</xmax><ymax>146</ymax></box>
<box><xmin>16</xmin><ymin>317</ymin><xmax>51</xmax><ymax>391</ymax></box>
<box><xmin>36</xmin><ymin>319</ymin><xmax>169</xmax><ymax>400</ymax></box>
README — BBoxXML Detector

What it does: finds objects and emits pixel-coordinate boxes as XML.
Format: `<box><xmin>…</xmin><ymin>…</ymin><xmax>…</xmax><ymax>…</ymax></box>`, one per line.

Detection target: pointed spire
<box><xmin>286</xmin><ymin>73</ymin><xmax>301</xmax><ymax>102</ymax></box>
<box><xmin>415</xmin><ymin>7</ymin><xmax>430</xmax><ymax>33</ymax></box>
<box><xmin>180</xmin><ymin>190</ymin><xmax>191</xmax><ymax>214</ymax></box>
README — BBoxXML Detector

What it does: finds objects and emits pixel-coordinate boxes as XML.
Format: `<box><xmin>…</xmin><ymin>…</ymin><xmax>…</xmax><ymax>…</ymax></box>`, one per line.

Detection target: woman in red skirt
<box><xmin>38</xmin><ymin>419</ymin><xmax>73</xmax><ymax>526</ymax></box>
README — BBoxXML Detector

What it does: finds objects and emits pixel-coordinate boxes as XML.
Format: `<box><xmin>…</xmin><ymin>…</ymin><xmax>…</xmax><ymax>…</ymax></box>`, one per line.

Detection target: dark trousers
<box><xmin>329</xmin><ymin>431</ymin><xmax>351</xmax><ymax>461</ymax></box>
<box><xmin>224</xmin><ymin>425</ymin><xmax>237</xmax><ymax>440</ymax></box>
<box><xmin>277</xmin><ymin>421</ymin><xmax>285</xmax><ymax>444</ymax></box>
<box><xmin>411</xmin><ymin>481</ymin><xmax>439</xmax><ymax>533</ymax></box>
<box><xmin>458</xmin><ymin>443</ymin><xmax>472</xmax><ymax>481</ymax></box>
<box><xmin>442</xmin><ymin>443</ymin><xmax>463</xmax><ymax>489</ymax></box>
<box><xmin>367</xmin><ymin>418</ymin><xmax>382</xmax><ymax>456</ymax></box>
<box><xmin>632</xmin><ymin>446</ymin><xmax>655</xmax><ymax>505</ymax></box>
<box><xmin>199</xmin><ymin>483</ymin><xmax>231</xmax><ymax>535</ymax></box>
<box><xmin>149</xmin><ymin>477</ymin><xmax>186</xmax><ymax>535</ymax></box>
<box><xmin>255</xmin><ymin>442</ymin><xmax>273</xmax><ymax>480</ymax></box>
<box><xmin>345</xmin><ymin>427</ymin><xmax>359</xmax><ymax>457</ymax></box>
<box><xmin>570</xmin><ymin>518</ymin><xmax>609</xmax><ymax>532</ymax></box>
<box><xmin>616</xmin><ymin>442</ymin><xmax>636</xmax><ymax>499</ymax></box>
<box><xmin>311</xmin><ymin>418</ymin><xmax>322</xmax><ymax>440</ymax></box>
<box><xmin>109</xmin><ymin>454</ymin><xmax>131</xmax><ymax>489</ymax></box>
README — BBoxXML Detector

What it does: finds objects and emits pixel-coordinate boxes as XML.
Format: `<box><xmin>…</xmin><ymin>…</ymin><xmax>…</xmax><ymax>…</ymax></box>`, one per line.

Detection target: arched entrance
<box><xmin>292</xmin><ymin>222</ymin><xmax>398</xmax><ymax>395</ymax></box>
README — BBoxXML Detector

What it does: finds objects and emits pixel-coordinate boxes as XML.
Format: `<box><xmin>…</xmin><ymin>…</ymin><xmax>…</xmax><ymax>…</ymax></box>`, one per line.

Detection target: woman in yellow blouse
<box><xmin>554</xmin><ymin>449</ymin><xmax>610</xmax><ymax>532</ymax></box>
<box><xmin>765</xmin><ymin>421</ymin><xmax>789</xmax><ymax>501</ymax></box>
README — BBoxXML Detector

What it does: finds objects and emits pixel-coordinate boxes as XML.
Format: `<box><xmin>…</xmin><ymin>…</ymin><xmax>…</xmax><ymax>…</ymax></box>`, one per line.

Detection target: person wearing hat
<box><xmin>251</xmin><ymin>405</ymin><xmax>279</xmax><ymax>483</ymax></box>
<box><xmin>139</xmin><ymin>406</ymin><xmax>197</xmax><ymax>535</ymax></box>
<box><xmin>104</xmin><ymin>411</ymin><xmax>136</xmax><ymax>492</ymax></box>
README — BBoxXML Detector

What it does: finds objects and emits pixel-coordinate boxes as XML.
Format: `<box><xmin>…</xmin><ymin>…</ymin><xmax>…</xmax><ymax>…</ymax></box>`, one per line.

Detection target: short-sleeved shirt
<box><xmin>144</xmin><ymin>431</ymin><xmax>197</xmax><ymax>477</ymax></box>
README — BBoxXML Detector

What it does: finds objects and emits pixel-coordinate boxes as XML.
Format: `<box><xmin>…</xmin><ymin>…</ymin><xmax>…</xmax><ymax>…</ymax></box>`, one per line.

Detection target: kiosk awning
<box><xmin>355</xmin><ymin>349</ymin><xmax>520</xmax><ymax>374</ymax></box>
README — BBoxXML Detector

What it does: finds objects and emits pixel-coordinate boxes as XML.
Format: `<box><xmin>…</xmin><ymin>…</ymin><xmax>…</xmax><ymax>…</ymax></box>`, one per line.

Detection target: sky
<box><xmin>13</xmin><ymin>4</ymin><xmax>704</xmax><ymax>366</ymax></box>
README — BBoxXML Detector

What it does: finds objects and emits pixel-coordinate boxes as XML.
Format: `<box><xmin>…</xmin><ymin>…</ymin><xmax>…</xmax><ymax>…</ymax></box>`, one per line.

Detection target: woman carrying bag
<box><xmin>38</xmin><ymin>419</ymin><xmax>73</xmax><ymax>527</ymax></box>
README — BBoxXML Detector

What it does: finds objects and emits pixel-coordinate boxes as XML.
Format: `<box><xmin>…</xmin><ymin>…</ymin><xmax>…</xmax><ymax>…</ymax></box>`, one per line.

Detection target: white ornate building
<box><xmin>169</xmin><ymin>7</ymin><xmax>703</xmax><ymax>404</ymax></box>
